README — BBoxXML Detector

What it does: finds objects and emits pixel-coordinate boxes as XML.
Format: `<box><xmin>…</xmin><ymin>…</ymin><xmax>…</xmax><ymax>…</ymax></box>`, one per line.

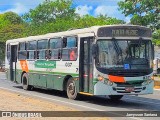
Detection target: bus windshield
<box><xmin>97</xmin><ymin>39</ymin><xmax>152</xmax><ymax>70</ymax></box>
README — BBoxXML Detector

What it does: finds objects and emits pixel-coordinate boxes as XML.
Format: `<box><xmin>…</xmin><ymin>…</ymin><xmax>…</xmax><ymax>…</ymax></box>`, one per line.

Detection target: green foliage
<box><xmin>152</xmin><ymin>30</ymin><xmax>160</xmax><ymax>46</ymax></box>
<box><xmin>23</xmin><ymin>0</ymin><xmax>76</xmax><ymax>26</ymax></box>
<box><xmin>3</xmin><ymin>12</ymin><xmax>23</xmax><ymax>24</ymax></box>
<box><xmin>118</xmin><ymin>0</ymin><xmax>160</xmax><ymax>30</ymax></box>
<box><xmin>22</xmin><ymin>0</ymin><xmax>124</xmax><ymax>36</ymax></box>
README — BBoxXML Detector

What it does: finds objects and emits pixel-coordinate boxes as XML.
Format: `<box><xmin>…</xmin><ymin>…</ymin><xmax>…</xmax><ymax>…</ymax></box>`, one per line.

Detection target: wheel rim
<box><xmin>68</xmin><ymin>82</ymin><xmax>75</xmax><ymax>95</ymax></box>
<box><xmin>23</xmin><ymin>76</ymin><xmax>27</xmax><ymax>85</ymax></box>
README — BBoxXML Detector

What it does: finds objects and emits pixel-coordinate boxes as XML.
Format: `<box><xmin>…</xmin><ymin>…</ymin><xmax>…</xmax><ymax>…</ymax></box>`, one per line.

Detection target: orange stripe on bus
<box><xmin>20</xmin><ymin>60</ymin><xmax>29</xmax><ymax>72</ymax></box>
<box><xmin>108</xmin><ymin>75</ymin><xmax>125</xmax><ymax>83</ymax></box>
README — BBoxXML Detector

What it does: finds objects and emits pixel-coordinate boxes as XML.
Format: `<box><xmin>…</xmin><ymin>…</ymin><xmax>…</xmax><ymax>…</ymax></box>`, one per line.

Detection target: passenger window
<box><xmin>7</xmin><ymin>44</ymin><xmax>11</xmax><ymax>61</ymax></box>
<box><xmin>19</xmin><ymin>42</ymin><xmax>26</xmax><ymax>50</ymax></box>
<box><xmin>67</xmin><ymin>37</ymin><xmax>77</xmax><ymax>48</ymax></box>
<box><xmin>62</xmin><ymin>36</ymin><xmax>78</xmax><ymax>61</ymax></box>
<box><xmin>18</xmin><ymin>42</ymin><xmax>27</xmax><ymax>60</ymax></box>
<box><xmin>27</xmin><ymin>41</ymin><xmax>37</xmax><ymax>60</ymax></box>
<box><xmin>37</xmin><ymin>39</ymin><xmax>48</xmax><ymax>59</ymax></box>
<box><xmin>38</xmin><ymin>39</ymin><xmax>48</xmax><ymax>49</ymax></box>
<box><xmin>49</xmin><ymin>38</ymin><xmax>62</xmax><ymax>60</ymax></box>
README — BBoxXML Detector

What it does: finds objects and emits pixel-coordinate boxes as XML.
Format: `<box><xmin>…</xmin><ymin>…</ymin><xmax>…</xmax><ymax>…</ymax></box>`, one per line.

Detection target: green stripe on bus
<box><xmin>16</xmin><ymin>69</ymin><xmax>79</xmax><ymax>77</ymax></box>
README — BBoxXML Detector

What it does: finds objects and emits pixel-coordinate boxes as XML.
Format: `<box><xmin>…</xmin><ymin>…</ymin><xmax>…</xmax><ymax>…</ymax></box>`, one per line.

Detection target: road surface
<box><xmin>0</xmin><ymin>72</ymin><xmax>160</xmax><ymax>120</ymax></box>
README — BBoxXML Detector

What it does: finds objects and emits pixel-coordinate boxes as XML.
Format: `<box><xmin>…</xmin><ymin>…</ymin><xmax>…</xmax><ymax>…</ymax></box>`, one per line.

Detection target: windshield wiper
<box><xmin>112</xmin><ymin>40</ymin><xmax>123</xmax><ymax>63</ymax></box>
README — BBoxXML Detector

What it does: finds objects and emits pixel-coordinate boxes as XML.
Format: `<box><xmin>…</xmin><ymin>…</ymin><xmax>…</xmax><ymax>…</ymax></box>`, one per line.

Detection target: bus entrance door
<box><xmin>80</xmin><ymin>37</ymin><xmax>93</xmax><ymax>93</ymax></box>
<box><xmin>10</xmin><ymin>45</ymin><xmax>17</xmax><ymax>81</ymax></box>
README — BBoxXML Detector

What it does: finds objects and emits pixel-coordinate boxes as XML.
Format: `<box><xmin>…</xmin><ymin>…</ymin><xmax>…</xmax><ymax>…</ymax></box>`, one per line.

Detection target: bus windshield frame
<box><xmin>96</xmin><ymin>39</ymin><xmax>153</xmax><ymax>70</ymax></box>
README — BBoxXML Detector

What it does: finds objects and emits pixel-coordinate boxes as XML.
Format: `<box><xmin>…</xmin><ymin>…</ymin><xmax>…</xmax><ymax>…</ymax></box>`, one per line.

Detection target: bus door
<box><xmin>79</xmin><ymin>37</ymin><xmax>93</xmax><ymax>93</ymax></box>
<box><xmin>10</xmin><ymin>45</ymin><xmax>17</xmax><ymax>81</ymax></box>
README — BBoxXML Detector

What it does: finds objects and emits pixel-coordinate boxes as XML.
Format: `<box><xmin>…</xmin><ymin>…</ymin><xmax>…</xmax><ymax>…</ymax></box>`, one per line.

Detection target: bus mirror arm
<box><xmin>92</xmin><ymin>44</ymin><xmax>98</xmax><ymax>58</ymax></box>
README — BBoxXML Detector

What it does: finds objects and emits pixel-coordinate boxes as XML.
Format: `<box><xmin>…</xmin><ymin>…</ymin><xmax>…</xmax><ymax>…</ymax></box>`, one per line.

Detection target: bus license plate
<box><xmin>125</xmin><ymin>87</ymin><xmax>134</xmax><ymax>92</ymax></box>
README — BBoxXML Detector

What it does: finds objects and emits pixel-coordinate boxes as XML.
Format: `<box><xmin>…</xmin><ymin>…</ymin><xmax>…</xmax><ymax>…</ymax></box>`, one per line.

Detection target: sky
<box><xmin>0</xmin><ymin>0</ymin><xmax>130</xmax><ymax>22</ymax></box>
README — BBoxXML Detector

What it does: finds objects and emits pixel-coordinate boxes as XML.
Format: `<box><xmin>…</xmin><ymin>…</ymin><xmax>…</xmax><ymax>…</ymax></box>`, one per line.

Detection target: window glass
<box><xmin>7</xmin><ymin>51</ymin><xmax>10</xmax><ymax>61</ymax></box>
<box><xmin>27</xmin><ymin>41</ymin><xmax>37</xmax><ymax>50</ymax></box>
<box><xmin>62</xmin><ymin>48</ymin><xmax>77</xmax><ymax>61</ymax></box>
<box><xmin>62</xmin><ymin>49</ymin><xmax>70</xmax><ymax>60</ymax></box>
<box><xmin>50</xmin><ymin>49</ymin><xmax>60</xmax><ymax>60</ymax></box>
<box><xmin>7</xmin><ymin>44</ymin><xmax>11</xmax><ymax>61</ymax></box>
<box><xmin>97</xmin><ymin>40</ymin><xmax>152</xmax><ymax>69</ymax></box>
<box><xmin>69</xmin><ymin>48</ymin><xmax>77</xmax><ymax>61</ymax></box>
<box><xmin>37</xmin><ymin>39</ymin><xmax>48</xmax><ymax>49</ymax></box>
<box><xmin>7</xmin><ymin>44</ymin><xmax>10</xmax><ymax>51</ymax></box>
<box><xmin>66</xmin><ymin>37</ymin><xmax>77</xmax><ymax>48</ymax></box>
<box><xmin>28</xmin><ymin>51</ymin><xmax>35</xmax><ymax>59</ymax></box>
<box><xmin>19</xmin><ymin>42</ymin><xmax>26</xmax><ymax>50</ymax></box>
<box><xmin>18</xmin><ymin>51</ymin><xmax>27</xmax><ymax>60</ymax></box>
<box><xmin>38</xmin><ymin>50</ymin><xmax>46</xmax><ymax>59</ymax></box>
<box><xmin>62</xmin><ymin>36</ymin><xmax>77</xmax><ymax>61</ymax></box>
<box><xmin>50</xmin><ymin>38</ymin><xmax>62</xmax><ymax>49</ymax></box>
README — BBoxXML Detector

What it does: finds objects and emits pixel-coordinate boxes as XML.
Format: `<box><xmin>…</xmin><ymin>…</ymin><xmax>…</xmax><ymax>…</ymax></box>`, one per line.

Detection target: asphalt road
<box><xmin>0</xmin><ymin>72</ymin><xmax>160</xmax><ymax>120</ymax></box>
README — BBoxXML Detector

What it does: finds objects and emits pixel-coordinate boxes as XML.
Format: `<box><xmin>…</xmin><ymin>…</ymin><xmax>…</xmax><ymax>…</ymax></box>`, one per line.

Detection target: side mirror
<box><xmin>92</xmin><ymin>44</ymin><xmax>98</xmax><ymax>58</ymax></box>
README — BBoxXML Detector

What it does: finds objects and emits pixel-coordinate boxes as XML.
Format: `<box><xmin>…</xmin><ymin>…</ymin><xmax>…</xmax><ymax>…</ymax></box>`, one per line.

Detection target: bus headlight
<box><xmin>108</xmin><ymin>81</ymin><xmax>113</xmax><ymax>86</ymax></box>
<box><xmin>97</xmin><ymin>75</ymin><xmax>104</xmax><ymax>81</ymax></box>
<box><xmin>142</xmin><ymin>79</ymin><xmax>152</xmax><ymax>85</ymax></box>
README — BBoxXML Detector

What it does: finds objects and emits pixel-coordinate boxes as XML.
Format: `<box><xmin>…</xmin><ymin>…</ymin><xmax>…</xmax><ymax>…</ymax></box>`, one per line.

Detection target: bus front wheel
<box><xmin>66</xmin><ymin>78</ymin><xmax>78</xmax><ymax>100</ymax></box>
<box><xmin>22</xmin><ymin>73</ymin><xmax>32</xmax><ymax>90</ymax></box>
<box><xmin>108</xmin><ymin>95</ymin><xmax>123</xmax><ymax>101</ymax></box>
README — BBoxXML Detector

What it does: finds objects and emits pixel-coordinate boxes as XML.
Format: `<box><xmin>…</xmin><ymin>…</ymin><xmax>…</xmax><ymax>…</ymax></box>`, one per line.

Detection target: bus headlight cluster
<box><xmin>143</xmin><ymin>76</ymin><xmax>152</xmax><ymax>80</ymax></box>
<box><xmin>97</xmin><ymin>75</ymin><xmax>113</xmax><ymax>86</ymax></box>
<box><xmin>104</xmin><ymin>79</ymin><xmax>113</xmax><ymax>86</ymax></box>
<box><xmin>142</xmin><ymin>79</ymin><xmax>152</xmax><ymax>85</ymax></box>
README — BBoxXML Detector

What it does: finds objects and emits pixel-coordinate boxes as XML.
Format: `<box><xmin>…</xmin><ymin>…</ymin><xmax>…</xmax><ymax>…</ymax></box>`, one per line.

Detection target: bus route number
<box><xmin>65</xmin><ymin>62</ymin><xmax>72</xmax><ymax>67</ymax></box>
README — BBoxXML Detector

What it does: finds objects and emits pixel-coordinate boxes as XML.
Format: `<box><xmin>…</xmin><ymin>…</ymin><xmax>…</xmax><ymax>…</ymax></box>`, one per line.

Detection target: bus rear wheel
<box><xmin>108</xmin><ymin>95</ymin><xmax>123</xmax><ymax>101</ymax></box>
<box><xmin>66</xmin><ymin>78</ymin><xmax>78</xmax><ymax>100</ymax></box>
<box><xmin>22</xmin><ymin>73</ymin><xmax>32</xmax><ymax>90</ymax></box>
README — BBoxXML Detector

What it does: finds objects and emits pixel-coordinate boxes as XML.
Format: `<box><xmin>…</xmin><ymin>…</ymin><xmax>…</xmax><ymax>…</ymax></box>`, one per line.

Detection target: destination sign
<box><xmin>112</xmin><ymin>29</ymin><xmax>138</xmax><ymax>36</ymax></box>
<box><xmin>97</xmin><ymin>26</ymin><xmax>151</xmax><ymax>37</ymax></box>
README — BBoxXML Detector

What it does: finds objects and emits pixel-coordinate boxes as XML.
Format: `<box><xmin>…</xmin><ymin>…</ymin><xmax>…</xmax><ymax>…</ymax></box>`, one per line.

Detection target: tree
<box><xmin>23</xmin><ymin>0</ymin><xmax>76</xmax><ymax>26</ymax></box>
<box><xmin>152</xmin><ymin>30</ymin><xmax>160</xmax><ymax>46</ymax></box>
<box><xmin>118</xmin><ymin>0</ymin><xmax>160</xmax><ymax>30</ymax></box>
<box><xmin>3</xmin><ymin>12</ymin><xmax>23</xmax><ymax>24</ymax></box>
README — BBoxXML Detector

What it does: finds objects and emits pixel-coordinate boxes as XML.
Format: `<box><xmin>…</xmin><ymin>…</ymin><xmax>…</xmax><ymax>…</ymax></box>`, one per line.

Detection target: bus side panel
<box><xmin>28</xmin><ymin>73</ymin><xmax>39</xmax><ymax>86</ymax></box>
<box><xmin>16</xmin><ymin>70</ymin><xmax>22</xmax><ymax>83</ymax></box>
<box><xmin>47</xmin><ymin>75</ymin><xmax>54</xmax><ymax>89</ymax></box>
<box><xmin>53</xmin><ymin>75</ymin><xmax>64</xmax><ymax>90</ymax></box>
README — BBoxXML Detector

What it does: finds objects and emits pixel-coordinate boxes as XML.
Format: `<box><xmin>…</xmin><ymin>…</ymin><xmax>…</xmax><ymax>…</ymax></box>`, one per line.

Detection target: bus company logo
<box><xmin>2</xmin><ymin>112</ymin><xmax>11</xmax><ymax>117</ymax></box>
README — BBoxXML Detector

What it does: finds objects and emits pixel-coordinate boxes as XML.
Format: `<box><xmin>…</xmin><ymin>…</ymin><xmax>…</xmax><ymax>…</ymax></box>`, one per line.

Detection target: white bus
<box><xmin>5</xmin><ymin>25</ymin><xmax>154</xmax><ymax>100</ymax></box>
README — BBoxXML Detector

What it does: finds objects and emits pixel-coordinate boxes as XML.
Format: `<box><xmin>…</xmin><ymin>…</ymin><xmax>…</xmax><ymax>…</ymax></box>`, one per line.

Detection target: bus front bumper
<box><xmin>94</xmin><ymin>81</ymin><xmax>154</xmax><ymax>95</ymax></box>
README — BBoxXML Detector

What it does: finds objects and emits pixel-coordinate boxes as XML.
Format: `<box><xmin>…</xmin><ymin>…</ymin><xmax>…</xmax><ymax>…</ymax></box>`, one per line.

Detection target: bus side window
<box><xmin>27</xmin><ymin>41</ymin><xmax>37</xmax><ymax>60</ymax></box>
<box><xmin>18</xmin><ymin>42</ymin><xmax>27</xmax><ymax>60</ymax></box>
<box><xmin>49</xmin><ymin>38</ymin><xmax>62</xmax><ymax>60</ymax></box>
<box><xmin>37</xmin><ymin>39</ymin><xmax>48</xmax><ymax>60</ymax></box>
<box><xmin>62</xmin><ymin>36</ymin><xmax>77</xmax><ymax>61</ymax></box>
<box><xmin>7</xmin><ymin>44</ymin><xmax>11</xmax><ymax>62</ymax></box>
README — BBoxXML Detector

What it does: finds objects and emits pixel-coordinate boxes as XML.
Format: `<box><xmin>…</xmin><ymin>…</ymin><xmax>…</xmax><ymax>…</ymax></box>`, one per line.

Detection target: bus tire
<box><xmin>66</xmin><ymin>78</ymin><xmax>78</xmax><ymax>100</ymax></box>
<box><xmin>22</xmin><ymin>73</ymin><xmax>32</xmax><ymax>90</ymax></box>
<box><xmin>108</xmin><ymin>95</ymin><xmax>123</xmax><ymax>101</ymax></box>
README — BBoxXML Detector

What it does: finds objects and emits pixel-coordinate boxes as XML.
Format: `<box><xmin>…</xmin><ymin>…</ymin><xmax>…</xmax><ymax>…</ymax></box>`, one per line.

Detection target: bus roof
<box><xmin>6</xmin><ymin>24</ymin><xmax>151</xmax><ymax>44</ymax></box>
